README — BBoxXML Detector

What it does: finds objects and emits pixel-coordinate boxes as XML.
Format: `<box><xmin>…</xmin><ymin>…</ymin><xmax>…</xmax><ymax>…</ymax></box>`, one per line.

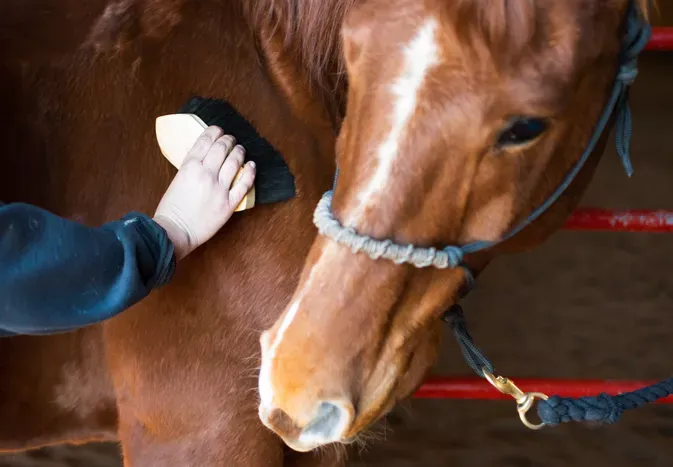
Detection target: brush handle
<box><xmin>155</xmin><ymin>113</ymin><xmax>255</xmax><ymax>212</ymax></box>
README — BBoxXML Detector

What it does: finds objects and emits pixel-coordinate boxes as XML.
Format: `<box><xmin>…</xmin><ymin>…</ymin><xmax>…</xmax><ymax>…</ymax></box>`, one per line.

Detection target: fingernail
<box><xmin>249</xmin><ymin>161</ymin><xmax>256</xmax><ymax>170</ymax></box>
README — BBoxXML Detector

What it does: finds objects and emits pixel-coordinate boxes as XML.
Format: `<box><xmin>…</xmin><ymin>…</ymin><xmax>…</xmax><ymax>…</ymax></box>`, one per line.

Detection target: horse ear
<box><xmin>478</xmin><ymin>0</ymin><xmax>536</xmax><ymax>54</ymax></box>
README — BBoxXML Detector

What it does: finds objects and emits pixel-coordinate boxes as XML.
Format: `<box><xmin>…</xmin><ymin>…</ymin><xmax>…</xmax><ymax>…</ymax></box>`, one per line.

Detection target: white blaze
<box><xmin>347</xmin><ymin>18</ymin><xmax>440</xmax><ymax>225</ymax></box>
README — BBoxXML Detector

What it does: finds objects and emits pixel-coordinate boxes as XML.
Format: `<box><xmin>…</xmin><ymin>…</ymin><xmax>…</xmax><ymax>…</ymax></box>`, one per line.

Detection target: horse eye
<box><xmin>496</xmin><ymin>117</ymin><xmax>548</xmax><ymax>147</ymax></box>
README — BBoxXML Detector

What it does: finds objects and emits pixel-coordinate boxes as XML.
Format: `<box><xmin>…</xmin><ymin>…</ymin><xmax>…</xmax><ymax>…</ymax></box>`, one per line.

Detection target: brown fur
<box><xmin>0</xmin><ymin>0</ymin><xmax>652</xmax><ymax>464</ymax></box>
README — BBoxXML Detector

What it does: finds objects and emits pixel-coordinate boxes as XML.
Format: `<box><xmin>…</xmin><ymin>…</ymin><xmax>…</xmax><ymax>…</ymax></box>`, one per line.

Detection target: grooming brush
<box><xmin>156</xmin><ymin>96</ymin><xmax>296</xmax><ymax>211</ymax></box>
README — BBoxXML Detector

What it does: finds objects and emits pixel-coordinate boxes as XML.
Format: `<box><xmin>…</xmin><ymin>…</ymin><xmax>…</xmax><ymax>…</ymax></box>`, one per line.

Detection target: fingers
<box><xmin>182</xmin><ymin>126</ymin><xmax>256</xmax><ymax>209</ymax></box>
<box><xmin>184</xmin><ymin>126</ymin><xmax>224</xmax><ymax>164</ymax></box>
<box><xmin>203</xmin><ymin>134</ymin><xmax>236</xmax><ymax>173</ymax></box>
<box><xmin>228</xmin><ymin>161</ymin><xmax>256</xmax><ymax>207</ymax></box>
<box><xmin>217</xmin><ymin>144</ymin><xmax>246</xmax><ymax>187</ymax></box>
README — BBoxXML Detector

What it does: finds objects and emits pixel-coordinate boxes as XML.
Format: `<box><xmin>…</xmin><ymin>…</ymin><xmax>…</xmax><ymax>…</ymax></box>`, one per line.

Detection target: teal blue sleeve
<box><xmin>0</xmin><ymin>202</ymin><xmax>176</xmax><ymax>336</ymax></box>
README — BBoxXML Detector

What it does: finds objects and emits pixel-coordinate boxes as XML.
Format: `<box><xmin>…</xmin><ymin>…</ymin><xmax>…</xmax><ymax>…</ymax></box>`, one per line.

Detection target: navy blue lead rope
<box><xmin>443</xmin><ymin>306</ymin><xmax>673</xmax><ymax>426</ymax></box>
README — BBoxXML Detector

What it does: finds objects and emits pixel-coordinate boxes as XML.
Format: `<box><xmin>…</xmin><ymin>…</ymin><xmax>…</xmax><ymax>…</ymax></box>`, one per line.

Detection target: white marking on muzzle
<box><xmin>347</xmin><ymin>18</ymin><xmax>440</xmax><ymax>225</ymax></box>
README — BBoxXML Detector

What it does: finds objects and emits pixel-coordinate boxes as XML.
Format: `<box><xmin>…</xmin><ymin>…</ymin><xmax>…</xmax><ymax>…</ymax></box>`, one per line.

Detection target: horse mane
<box><xmin>242</xmin><ymin>0</ymin><xmax>354</xmax><ymax>94</ymax></box>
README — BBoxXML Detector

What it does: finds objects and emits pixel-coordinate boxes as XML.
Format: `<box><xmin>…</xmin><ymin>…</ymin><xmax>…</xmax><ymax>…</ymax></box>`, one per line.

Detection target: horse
<box><xmin>0</xmin><ymin>0</ymin><xmax>650</xmax><ymax>466</ymax></box>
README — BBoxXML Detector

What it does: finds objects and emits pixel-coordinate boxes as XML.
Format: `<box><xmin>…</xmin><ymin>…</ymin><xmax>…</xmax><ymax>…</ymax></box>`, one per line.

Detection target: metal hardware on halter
<box><xmin>482</xmin><ymin>368</ymin><xmax>549</xmax><ymax>430</ymax></box>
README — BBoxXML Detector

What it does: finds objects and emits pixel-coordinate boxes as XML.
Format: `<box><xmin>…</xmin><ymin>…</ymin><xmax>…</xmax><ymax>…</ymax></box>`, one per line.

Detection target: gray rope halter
<box><xmin>314</xmin><ymin>191</ymin><xmax>463</xmax><ymax>268</ymax></box>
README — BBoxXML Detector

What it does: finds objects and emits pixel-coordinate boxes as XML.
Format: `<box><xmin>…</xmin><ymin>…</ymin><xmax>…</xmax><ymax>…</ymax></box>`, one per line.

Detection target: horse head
<box><xmin>258</xmin><ymin>0</ymin><xmax>651</xmax><ymax>452</ymax></box>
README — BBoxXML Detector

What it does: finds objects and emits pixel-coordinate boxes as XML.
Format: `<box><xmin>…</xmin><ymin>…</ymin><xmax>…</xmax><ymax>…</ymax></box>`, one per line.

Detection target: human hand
<box><xmin>153</xmin><ymin>126</ymin><xmax>256</xmax><ymax>260</ymax></box>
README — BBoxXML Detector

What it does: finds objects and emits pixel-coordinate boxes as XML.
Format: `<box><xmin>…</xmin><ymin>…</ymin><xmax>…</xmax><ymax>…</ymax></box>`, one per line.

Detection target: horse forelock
<box><xmin>447</xmin><ymin>0</ymin><xmax>539</xmax><ymax>61</ymax></box>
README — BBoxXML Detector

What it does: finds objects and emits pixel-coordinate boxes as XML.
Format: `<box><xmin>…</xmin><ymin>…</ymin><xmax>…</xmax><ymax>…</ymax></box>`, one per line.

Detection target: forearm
<box><xmin>0</xmin><ymin>202</ymin><xmax>175</xmax><ymax>335</ymax></box>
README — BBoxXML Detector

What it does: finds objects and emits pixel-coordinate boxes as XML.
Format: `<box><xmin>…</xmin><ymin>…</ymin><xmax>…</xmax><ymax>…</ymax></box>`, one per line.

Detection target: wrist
<box><xmin>153</xmin><ymin>215</ymin><xmax>192</xmax><ymax>261</ymax></box>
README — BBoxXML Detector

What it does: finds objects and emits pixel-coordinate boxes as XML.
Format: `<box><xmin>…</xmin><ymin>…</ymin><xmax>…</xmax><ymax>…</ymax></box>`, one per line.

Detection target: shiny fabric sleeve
<box><xmin>0</xmin><ymin>202</ymin><xmax>175</xmax><ymax>336</ymax></box>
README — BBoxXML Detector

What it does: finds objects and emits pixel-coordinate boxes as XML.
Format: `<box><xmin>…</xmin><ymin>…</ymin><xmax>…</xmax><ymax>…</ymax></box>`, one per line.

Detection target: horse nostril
<box><xmin>302</xmin><ymin>400</ymin><xmax>354</xmax><ymax>441</ymax></box>
<box><xmin>260</xmin><ymin>399</ymin><xmax>355</xmax><ymax>451</ymax></box>
<box><xmin>266</xmin><ymin>407</ymin><xmax>302</xmax><ymax>439</ymax></box>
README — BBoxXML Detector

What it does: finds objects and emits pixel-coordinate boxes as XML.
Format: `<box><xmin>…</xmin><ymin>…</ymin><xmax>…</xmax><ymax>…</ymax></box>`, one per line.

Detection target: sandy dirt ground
<box><xmin>2</xmin><ymin>9</ymin><xmax>672</xmax><ymax>467</ymax></box>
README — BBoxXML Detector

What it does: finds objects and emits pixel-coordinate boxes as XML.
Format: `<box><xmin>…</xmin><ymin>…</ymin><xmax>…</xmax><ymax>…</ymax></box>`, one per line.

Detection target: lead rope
<box><xmin>442</xmin><ymin>306</ymin><xmax>673</xmax><ymax>427</ymax></box>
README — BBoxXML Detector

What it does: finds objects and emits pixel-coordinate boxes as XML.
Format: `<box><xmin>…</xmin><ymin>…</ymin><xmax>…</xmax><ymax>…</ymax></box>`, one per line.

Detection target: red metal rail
<box><xmin>564</xmin><ymin>208</ymin><xmax>673</xmax><ymax>232</ymax></box>
<box><xmin>648</xmin><ymin>27</ymin><xmax>673</xmax><ymax>51</ymax></box>
<box><xmin>414</xmin><ymin>377</ymin><xmax>673</xmax><ymax>403</ymax></box>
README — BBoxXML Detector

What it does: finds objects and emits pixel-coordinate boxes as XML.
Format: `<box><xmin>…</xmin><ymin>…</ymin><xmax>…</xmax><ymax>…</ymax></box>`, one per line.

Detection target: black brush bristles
<box><xmin>178</xmin><ymin>96</ymin><xmax>296</xmax><ymax>205</ymax></box>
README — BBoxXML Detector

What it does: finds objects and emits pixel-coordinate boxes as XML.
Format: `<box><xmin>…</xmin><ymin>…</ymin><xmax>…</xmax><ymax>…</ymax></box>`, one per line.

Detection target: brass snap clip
<box><xmin>482</xmin><ymin>367</ymin><xmax>549</xmax><ymax>430</ymax></box>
